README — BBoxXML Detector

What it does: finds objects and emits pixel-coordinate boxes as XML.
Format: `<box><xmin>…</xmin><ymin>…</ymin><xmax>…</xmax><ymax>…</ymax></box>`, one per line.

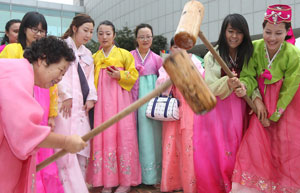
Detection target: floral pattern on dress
<box><xmin>91</xmin><ymin>147</ymin><xmax>138</xmax><ymax>176</ymax></box>
<box><xmin>31</xmin><ymin>173</ymin><xmax>35</xmax><ymax>193</ymax></box>
<box><xmin>233</xmin><ymin>170</ymin><xmax>299</xmax><ymax>193</ymax></box>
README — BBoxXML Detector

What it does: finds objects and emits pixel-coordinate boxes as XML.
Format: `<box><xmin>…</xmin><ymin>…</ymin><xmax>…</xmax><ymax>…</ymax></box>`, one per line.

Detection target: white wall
<box><xmin>85</xmin><ymin>0</ymin><xmax>300</xmax><ymax>46</ymax></box>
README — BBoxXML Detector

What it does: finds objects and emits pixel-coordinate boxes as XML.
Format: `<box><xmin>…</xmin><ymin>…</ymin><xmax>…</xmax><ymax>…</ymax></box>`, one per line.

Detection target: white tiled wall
<box><xmin>241</xmin><ymin>0</ymin><xmax>253</xmax><ymax>14</ymax></box>
<box><xmin>219</xmin><ymin>1</ymin><xmax>230</xmax><ymax>19</ymax></box>
<box><xmin>253</xmin><ymin>11</ymin><xmax>265</xmax><ymax>34</ymax></box>
<box><xmin>229</xmin><ymin>0</ymin><xmax>241</xmax><ymax>14</ymax></box>
<box><xmin>85</xmin><ymin>0</ymin><xmax>300</xmax><ymax>46</ymax></box>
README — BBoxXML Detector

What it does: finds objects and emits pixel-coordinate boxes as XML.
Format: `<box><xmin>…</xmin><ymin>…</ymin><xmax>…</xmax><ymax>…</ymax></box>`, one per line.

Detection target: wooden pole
<box><xmin>198</xmin><ymin>31</ymin><xmax>257</xmax><ymax>114</ymax></box>
<box><xmin>37</xmin><ymin>79</ymin><xmax>173</xmax><ymax>171</ymax></box>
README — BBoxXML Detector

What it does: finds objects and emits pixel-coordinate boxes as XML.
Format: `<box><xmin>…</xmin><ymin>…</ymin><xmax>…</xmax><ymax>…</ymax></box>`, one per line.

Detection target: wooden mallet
<box><xmin>36</xmin><ymin>50</ymin><xmax>217</xmax><ymax>171</ymax></box>
<box><xmin>174</xmin><ymin>0</ymin><xmax>257</xmax><ymax>113</ymax></box>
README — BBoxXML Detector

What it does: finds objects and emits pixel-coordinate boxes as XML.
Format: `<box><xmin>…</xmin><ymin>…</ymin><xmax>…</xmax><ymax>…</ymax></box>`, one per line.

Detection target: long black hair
<box><xmin>18</xmin><ymin>12</ymin><xmax>47</xmax><ymax>49</ymax></box>
<box><xmin>1</xmin><ymin>19</ymin><xmax>21</xmax><ymax>45</ymax></box>
<box><xmin>216</xmin><ymin>14</ymin><xmax>253</xmax><ymax>71</ymax></box>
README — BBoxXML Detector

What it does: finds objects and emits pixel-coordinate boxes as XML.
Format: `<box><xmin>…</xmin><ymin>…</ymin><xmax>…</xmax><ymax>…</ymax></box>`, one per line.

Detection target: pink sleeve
<box><xmin>86</xmin><ymin>53</ymin><xmax>97</xmax><ymax>101</ymax></box>
<box><xmin>0</xmin><ymin>45</ymin><xmax>5</xmax><ymax>53</ymax></box>
<box><xmin>58</xmin><ymin>38</ymin><xmax>74</xmax><ymax>101</ymax></box>
<box><xmin>154</xmin><ymin>53</ymin><xmax>163</xmax><ymax>74</ymax></box>
<box><xmin>155</xmin><ymin>66</ymin><xmax>172</xmax><ymax>96</ymax></box>
<box><xmin>58</xmin><ymin>59</ymin><xmax>73</xmax><ymax>101</ymax></box>
<box><xmin>0</xmin><ymin>59</ymin><xmax>50</xmax><ymax>160</ymax></box>
<box><xmin>191</xmin><ymin>54</ymin><xmax>205</xmax><ymax>76</ymax></box>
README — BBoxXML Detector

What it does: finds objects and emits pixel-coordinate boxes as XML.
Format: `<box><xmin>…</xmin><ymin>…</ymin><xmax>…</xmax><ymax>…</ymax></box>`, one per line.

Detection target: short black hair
<box><xmin>134</xmin><ymin>23</ymin><xmax>153</xmax><ymax>38</ymax></box>
<box><xmin>23</xmin><ymin>36</ymin><xmax>75</xmax><ymax>65</ymax></box>
<box><xmin>134</xmin><ymin>23</ymin><xmax>153</xmax><ymax>48</ymax></box>
<box><xmin>18</xmin><ymin>12</ymin><xmax>47</xmax><ymax>49</ymax></box>
<box><xmin>97</xmin><ymin>20</ymin><xmax>115</xmax><ymax>35</ymax></box>
<box><xmin>170</xmin><ymin>37</ymin><xmax>175</xmax><ymax>47</ymax></box>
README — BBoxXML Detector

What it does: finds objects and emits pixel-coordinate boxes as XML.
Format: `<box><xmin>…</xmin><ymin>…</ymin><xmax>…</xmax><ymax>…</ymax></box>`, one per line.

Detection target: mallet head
<box><xmin>164</xmin><ymin>51</ymin><xmax>216</xmax><ymax>114</ymax></box>
<box><xmin>174</xmin><ymin>0</ymin><xmax>204</xmax><ymax>50</ymax></box>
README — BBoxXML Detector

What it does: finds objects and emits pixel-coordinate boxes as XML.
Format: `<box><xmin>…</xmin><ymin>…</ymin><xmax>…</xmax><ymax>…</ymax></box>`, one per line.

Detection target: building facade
<box><xmin>0</xmin><ymin>0</ymin><xmax>84</xmax><ymax>38</ymax></box>
<box><xmin>83</xmin><ymin>0</ymin><xmax>300</xmax><ymax>45</ymax></box>
<box><xmin>1</xmin><ymin>0</ymin><xmax>300</xmax><ymax>46</ymax></box>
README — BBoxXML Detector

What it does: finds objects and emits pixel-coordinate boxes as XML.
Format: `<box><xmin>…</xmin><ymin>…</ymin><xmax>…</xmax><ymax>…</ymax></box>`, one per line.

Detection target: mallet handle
<box><xmin>198</xmin><ymin>31</ymin><xmax>257</xmax><ymax>114</ymax></box>
<box><xmin>37</xmin><ymin>79</ymin><xmax>173</xmax><ymax>172</ymax></box>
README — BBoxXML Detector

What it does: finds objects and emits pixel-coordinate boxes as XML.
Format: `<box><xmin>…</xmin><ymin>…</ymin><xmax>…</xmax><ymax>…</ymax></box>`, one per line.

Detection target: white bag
<box><xmin>145</xmin><ymin>95</ymin><xmax>180</xmax><ymax>121</ymax></box>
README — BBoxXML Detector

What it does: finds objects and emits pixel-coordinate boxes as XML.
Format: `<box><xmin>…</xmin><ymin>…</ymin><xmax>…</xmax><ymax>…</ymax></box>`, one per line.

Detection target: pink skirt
<box><xmin>160</xmin><ymin>88</ymin><xmax>197</xmax><ymax>193</ymax></box>
<box><xmin>193</xmin><ymin>93</ymin><xmax>246</xmax><ymax>193</ymax></box>
<box><xmin>232</xmin><ymin>80</ymin><xmax>300</xmax><ymax>193</ymax></box>
<box><xmin>86</xmin><ymin>69</ymin><xmax>141</xmax><ymax>187</ymax></box>
<box><xmin>34</xmin><ymin>86</ymin><xmax>64</xmax><ymax>193</ymax></box>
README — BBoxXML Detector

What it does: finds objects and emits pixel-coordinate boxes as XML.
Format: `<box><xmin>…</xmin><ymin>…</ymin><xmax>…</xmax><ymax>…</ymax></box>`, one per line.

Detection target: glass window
<box><xmin>38</xmin><ymin>8</ymin><xmax>60</xmax><ymax>17</ymax></box>
<box><xmin>0</xmin><ymin>11</ymin><xmax>10</xmax><ymax>32</ymax></box>
<box><xmin>0</xmin><ymin>32</ymin><xmax>5</xmax><ymax>40</ymax></box>
<box><xmin>12</xmin><ymin>5</ymin><xmax>35</xmax><ymax>12</ymax></box>
<box><xmin>0</xmin><ymin>3</ymin><xmax>10</xmax><ymax>11</ymax></box>
<box><xmin>45</xmin><ymin>15</ymin><xmax>62</xmax><ymax>36</ymax></box>
<box><xmin>11</xmin><ymin>12</ymin><xmax>25</xmax><ymax>20</ymax></box>
<box><xmin>62</xmin><ymin>11</ymin><xmax>75</xmax><ymax>18</ymax></box>
<box><xmin>62</xmin><ymin>17</ymin><xmax>72</xmax><ymax>35</ymax></box>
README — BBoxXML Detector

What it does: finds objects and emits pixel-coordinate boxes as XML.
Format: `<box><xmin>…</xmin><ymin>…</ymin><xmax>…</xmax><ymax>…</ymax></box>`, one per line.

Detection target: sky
<box><xmin>38</xmin><ymin>0</ymin><xmax>73</xmax><ymax>5</ymax></box>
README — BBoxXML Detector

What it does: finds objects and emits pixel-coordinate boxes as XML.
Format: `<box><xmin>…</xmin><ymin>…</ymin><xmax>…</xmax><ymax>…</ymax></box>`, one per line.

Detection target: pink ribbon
<box><xmin>258</xmin><ymin>69</ymin><xmax>272</xmax><ymax>99</ymax></box>
<box><xmin>262</xmin><ymin>69</ymin><xmax>272</xmax><ymax>80</ymax></box>
<box><xmin>286</xmin><ymin>27</ymin><xmax>295</xmax><ymax>45</ymax></box>
<box><xmin>136</xmin><ymin>64</ymin><xmax>144</xmax><ymax>74</ymax></box>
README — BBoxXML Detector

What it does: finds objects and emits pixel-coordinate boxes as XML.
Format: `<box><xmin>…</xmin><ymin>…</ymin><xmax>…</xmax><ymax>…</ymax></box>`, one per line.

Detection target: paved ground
<box><xmin>89</xmin><ymin>184</ymin><xmax>183</xmax><ymax>193</ymax></box>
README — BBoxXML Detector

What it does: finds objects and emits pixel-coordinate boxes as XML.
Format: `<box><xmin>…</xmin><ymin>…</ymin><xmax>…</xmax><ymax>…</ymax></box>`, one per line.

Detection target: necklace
<box><xmin>229</xmin><ymin>52</ymin><xmax>237</xmax><ymax>67</ymax></box>
<box><xmin>265</xmin><ymin>43</ymin><xmax>282</xmax><ymax>68</ymax></box>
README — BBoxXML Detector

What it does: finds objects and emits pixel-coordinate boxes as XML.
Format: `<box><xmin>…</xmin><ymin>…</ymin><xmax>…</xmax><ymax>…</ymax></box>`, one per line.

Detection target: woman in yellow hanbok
<box><xmin>86</xmin><ymin>20</ymin><xmax>141</xmax><ymax>193</ymax></box>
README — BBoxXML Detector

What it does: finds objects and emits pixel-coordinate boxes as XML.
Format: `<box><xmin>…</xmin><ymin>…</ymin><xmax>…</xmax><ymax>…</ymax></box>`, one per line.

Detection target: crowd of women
<box><xmin>0</xmin><ymin>3</ymin><xmax>300</xmax><ymax>193</ymax></box>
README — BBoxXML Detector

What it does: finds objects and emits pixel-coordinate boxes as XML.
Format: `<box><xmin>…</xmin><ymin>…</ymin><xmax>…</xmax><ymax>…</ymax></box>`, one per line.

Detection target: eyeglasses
<box><xmin>29</xmin><ymin>27</ymin><xmax>46</xmax><ymax>35</ymax></box>
<box><xmin>137</xmin><ymin>36</ymin><xmax>152</xmax><ymax>41</ymax></box>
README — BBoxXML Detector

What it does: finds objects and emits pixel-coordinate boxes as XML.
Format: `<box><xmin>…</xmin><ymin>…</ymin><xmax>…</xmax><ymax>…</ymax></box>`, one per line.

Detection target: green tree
<box><xmin>86</xmin><ymin>26</ymin><xmax>168</xmax><ymax>56</ymax></box>
<box><xmin>115</xmin><ymin>26</ymin><xmax>135</xmax><ymax>51</ymax></box>
<box><xmin>151</xmin><ymin>35</ymin><xmax>167</xmax><ymax>55</ymax></box>
<box><xmin>85</xmin><ymin>39</ymin><xmax>100</xmax><ymax>54</ymax></box>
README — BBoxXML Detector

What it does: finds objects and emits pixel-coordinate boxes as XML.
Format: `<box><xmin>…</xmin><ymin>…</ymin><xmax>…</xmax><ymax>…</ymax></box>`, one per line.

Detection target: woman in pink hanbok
<box><xmin>86</xmin><ymin>20</ymin><xmax>140</xmax><ymax>193</ymax></box>
<box><xmin>156</xmin><ymin>38</ymin><xmax>204</xmax><ymax>193</ymax></box>
<box><xmin>130</xmin><ymin>23</ymin><xmax>163</xmax><ymax>186</ymax></box>
<box><xmin>0</xmin><ymin>12</ymin><xmax>64</xmax><ymax>193</ymax></box>
<box><xmin>231</xmin><ymin>5</ymin><xmax>300</xmax><ymax>193</ymax></box>
<box><xmin>54</xmin><ymin>14</ymin><xmax>97</xmax><ymax>193</ymax></box>
<box><xmin>193</xmin><ymin>14</ymin><xmax>253</xmax><ymax>193</ymax></box>
<box><xmin>0</xmin><ymin>36</ymin><xmax>87</xmax><ymax>193</ymax></box>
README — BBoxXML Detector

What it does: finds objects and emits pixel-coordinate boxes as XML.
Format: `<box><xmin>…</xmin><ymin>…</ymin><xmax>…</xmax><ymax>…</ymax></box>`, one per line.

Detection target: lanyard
<box><xmin>265</xmin><ymin>43</ymin><xmax>282</xmax><ymax>68</ymax></box>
